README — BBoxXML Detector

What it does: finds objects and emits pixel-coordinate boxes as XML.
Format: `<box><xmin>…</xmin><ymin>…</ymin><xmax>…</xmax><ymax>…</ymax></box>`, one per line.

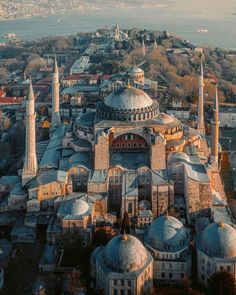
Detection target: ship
<box><xmin>196</xmin><ymin>29</ymin><xmax>208</xmax><ymax>33</ymax></box>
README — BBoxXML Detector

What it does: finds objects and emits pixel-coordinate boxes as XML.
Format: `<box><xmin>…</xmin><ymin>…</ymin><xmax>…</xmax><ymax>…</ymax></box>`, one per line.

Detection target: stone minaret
<box><xmin>51</xmin><ymin>57</ymin><xmax>61</xmax><ymax>130</ymax></box>
<box><xmin>154</xmin><ymin>39</ymin><xmax>157</xmax><ymax>49</ymax></box>
<box><xmin>211</xmin><ymin>84</ymin><xmax>220</xmax><ymax>167</ymax></box>
<box><xmin>22</xmin><ymin>80</ymin><xmax>38</xmax><ymax>186</ymax></box>
<box><xmin>197</xmin><ymin>54</ymin><xmax>205</xmax><ymax>135</ymax></box>
<box><xmin>142</xmin><ymin>38</ymin><xmax>146</xmax><ymax>57</ymax></box>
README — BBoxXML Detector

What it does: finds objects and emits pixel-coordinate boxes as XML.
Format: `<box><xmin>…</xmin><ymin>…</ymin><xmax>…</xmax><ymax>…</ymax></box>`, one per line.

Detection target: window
<box><xmin>161</xmin><ymin>273</ymin><xmax>165</xmax><ymax>278</ymax></box>
<box><xmin>121</xmin><ymin>290</ymin><xmax>125</xmax><ymax>295</ymax></box>
<box><xmin>114</xmin><ymin>280</ymin><xmax>117</xmax><ymax>286</ymax></box>
<box><xmin>220</xmin><ymin>266</ymin><xmax>224</xmax><ymax>271</ymax></box>
<box><xmin>121</xmin><ymin>280</ymin><xmax>124</xmax><ymax>286</ymax></box>
<box><xmin>128</xmin><ymin>291</ymin><xmax>132</xmax><ymax>295</ymax></box>
<box><xmin>113</xmin><ymin>290</ymin><xmax>118</xmax><ymax>295</ymax></box>
<box><xmin>169</xmin><ymin>273</ymin><xmax>173</xmax><ymax>279</ymax></box>
<box><xmin>227</xmin><ymin>266</ymin><xmax>231</xmax><ymax>272</ymax></box>
<box><xmin>128</xmin><ymin>280</ymin><xmax>131</xmax><ymax>287</ymax></box>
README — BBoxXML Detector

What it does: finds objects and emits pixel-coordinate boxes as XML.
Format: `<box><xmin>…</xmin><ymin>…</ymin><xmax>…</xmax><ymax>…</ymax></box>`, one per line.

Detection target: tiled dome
<box><xmin>103</xmin><ymin>234</ymin><xmax>147</xmax><ymax>272</ymax></box>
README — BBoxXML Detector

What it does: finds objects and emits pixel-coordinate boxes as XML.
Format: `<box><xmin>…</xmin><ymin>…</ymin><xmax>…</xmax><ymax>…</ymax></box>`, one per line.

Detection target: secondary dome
<box><xmin>156</xmin><ymin>113</ymin><xmax>176</xmax><ymax>125</ymax></box>
<box><xmin>145</xmin><ymin>215</ymin><xmax>188</xmax><ymax>252</ymax></box>
<box><xmin>200</xmin><ymin>222</ymin><xmax>236</xmax><ymax>258</ymax></box>
<box><xmin>71</xmin><ymin>199</ymin><xmax>89</xmax><ymax>216</ymax></box>
<box><xmin>96</xmin><ymin>86</ymin><xmax>159</xmax><ymax>122</ymax></box>
<box><xmin>103</xmin><ymin>234</ymin><xmax>147</xmax><ymax>272</ymax></box>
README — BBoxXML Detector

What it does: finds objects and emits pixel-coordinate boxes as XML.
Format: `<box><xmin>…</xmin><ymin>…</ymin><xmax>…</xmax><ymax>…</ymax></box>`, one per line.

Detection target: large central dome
<box><xmin>96</xmin><ymin>86</ymin><xmax>159</xmax><ymax>122</ymax></box>
<box><xmin>104</xmin><ymin>87</ymin><xmax>153</xmax><ymax>110</ymax></box>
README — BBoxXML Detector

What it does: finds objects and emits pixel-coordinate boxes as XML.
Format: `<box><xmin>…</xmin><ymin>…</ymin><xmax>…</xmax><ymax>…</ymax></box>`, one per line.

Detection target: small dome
<box><xmin>103</xmin><ymin>234</ymin><xmax>147</xmax><ymax>272</ymax></box>
<box><xmin>33</xmin><ymin>279</ymin><xmax>46</xmax><ymax>292</ymax></box>
<box><xmin>200</xmin><ymin>222</ymin><xmax>236</xmax><ymax>258</ymax></box>
<box><xmin>145</xmin><ymin>215</ymin><xmax>188</xmax><ymax>252</ymax></box>
<box><xmin>127</xmin><ymin>67</ymin><xmax>144</xmax><ymax>75</ymax></box>
<box><xmin>156</xmin><ymin>113</ymin><xmax>175</xmax><ymax>125</ymax></box>
<box><xmin>104</xmin><ymin>87</ymin><xmax>153</xmax><ymax>110</ymax></box>
<box><xmin>71</xmin><ymin>199</ymin><xmax>89</xmax><ymax>216</ymax></box>
<box><xmin>139</xmin><ymin>200</ymin><xmax>151</xmax><ymax>210</ymax></box>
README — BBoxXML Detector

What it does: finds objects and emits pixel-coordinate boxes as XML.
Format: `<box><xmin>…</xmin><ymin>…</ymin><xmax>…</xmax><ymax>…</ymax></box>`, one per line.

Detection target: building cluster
<box><xmin>0</xmin><ymin>24</ymin><xmax>235</xmax><ymax>294</ymax></box>
<box><xmin>0</xmin><ymin>48</ymin><xmax>235</xmax><ymax>294</ymax></box>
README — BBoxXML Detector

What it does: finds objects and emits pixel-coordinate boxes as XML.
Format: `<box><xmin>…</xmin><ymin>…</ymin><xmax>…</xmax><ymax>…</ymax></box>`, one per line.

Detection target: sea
<box><xmin>0</xmin><ymin>3</ymin><xmax>236</xmax><ymax>49</ymax></box>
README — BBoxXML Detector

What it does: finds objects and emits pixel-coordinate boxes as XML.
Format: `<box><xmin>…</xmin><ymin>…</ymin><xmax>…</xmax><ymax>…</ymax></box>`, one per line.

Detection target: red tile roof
<box><xmin>0</xmin><ymin>97</ymin><xmax>24</xmax><ymax>104</ymax></box>
<box><xmin>0</xmin><ymin>90</ymin><xmax>6</xmax><ymax>97</ymax></box>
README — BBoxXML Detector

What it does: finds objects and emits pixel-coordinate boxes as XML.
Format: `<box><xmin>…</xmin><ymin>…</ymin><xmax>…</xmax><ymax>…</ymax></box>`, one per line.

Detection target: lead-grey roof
<box><xmin>151</xmin><ymin>170</ymin><xmax>170</xmax><ymax>186</ymax></box>
<box><xmin>122</xmin><ymin>171</ymin><xmax>139</xmax><ymax>197</ymax></box>
<box><xmin>145</xmin><ymin>215</ymin><xmax>188</xmax><ymax>252</ymax></box>
<box><xmin>29</xmin><ymin>170</ymin><xmax>66</xmax><ymax>188</ymax></box>
<box><xmin>104</xmin><ymin>87</ymin><xmax>154</xmax><ymax>110</ymax></box>
<box><xmin>110</xmin><ymin>152</ymin><xmax>149</xmax><ymax>170</ymax></box>
<box><xmin>89</xmin><ymin>170</ymin><xmax>108</xmax><ymax>183</ymax></box>
<box><xmin>103</xmin><ymin>234</ymin><xmax>148</xmax><ymax>272</ymax></box>
<box><xmin>198</xmin><ymin>222</ymin><xmax>236</xmax><ymax>258</ymax></box>
<box><xmin>168</xmin><ymin>152</ymin><xmax>209</xmax><ymax>183</ymax></box>
<box><xmin>39</xmin><ymin>126</ymin><xmax>66</xmax><ymax>170</ymax></box>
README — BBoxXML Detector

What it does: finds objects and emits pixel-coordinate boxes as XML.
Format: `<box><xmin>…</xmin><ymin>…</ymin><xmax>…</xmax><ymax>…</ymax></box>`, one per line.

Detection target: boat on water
<box><xmin>4</xmin><ymin>32</ymin><xmax>17</xmax><ymax>39</ymax></box>
<box><xmin>196</xmin><ymin>29</ymin><xmax>208</xmax><ymax>33</ymax></box>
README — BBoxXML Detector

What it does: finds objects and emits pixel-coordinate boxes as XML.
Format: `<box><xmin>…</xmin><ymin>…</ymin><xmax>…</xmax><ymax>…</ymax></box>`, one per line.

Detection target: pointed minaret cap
<box><xmin>28</xmin><ymin>76</ymin><xmax>34</xmax><ymax>100</ymax></box>
<box><xmin>214</xmin><ymin>83</ymin><xmax>219</xmax><ymax>110</ymax></box>
<box><xmin>53</xmin><ymin>55</ymin><xmax>59</xmax><ymax>73</ymax></box>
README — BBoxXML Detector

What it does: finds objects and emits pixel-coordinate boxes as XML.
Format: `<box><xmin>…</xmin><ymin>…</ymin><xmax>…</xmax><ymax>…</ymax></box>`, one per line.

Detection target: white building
<box><xmin>145</xmin><ymin>215</ymin><xmax>191</xmax><ymax>282</ymax></box>
<box><xmin>91</xmin><ymin>234</ymin><xmax>153</xmax><ymax>295</ymax></box>
<box><xmin>196</xmin><ymin>221</ymin><xmax>236</xmax><ymax>287</ymax></box>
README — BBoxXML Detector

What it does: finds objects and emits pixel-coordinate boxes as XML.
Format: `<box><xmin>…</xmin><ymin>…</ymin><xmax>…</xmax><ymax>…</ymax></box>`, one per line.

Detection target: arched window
<box><xmin>128</xmin><ymin>203</ymin><xmax>133</xmax><ymax>214</ymax></box>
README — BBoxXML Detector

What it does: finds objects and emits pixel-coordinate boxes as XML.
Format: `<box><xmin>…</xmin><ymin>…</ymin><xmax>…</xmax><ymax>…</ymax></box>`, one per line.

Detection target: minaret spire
<box><xmin>22</xmin><ymin>79</ymin><xmax>38</xmax><ymax>185</ymax></box>
<box><xmin>51</xmin><ymin>56</ymin><xmax>61</xmax><ymax>130</ymax></box>
<box><xmin>197</xmin><ymin>53</ymin><xmax>205</xmax><ymax>135</ymax></box>
<box><xmin>142</xmin><ymin>38</ymin><xmax>146</xmax><ymax>57</ymax></box>
<box><xmin>211</xmin><ymin>83</ymin><xmax>220</xmax><ymax>168</ymax></box>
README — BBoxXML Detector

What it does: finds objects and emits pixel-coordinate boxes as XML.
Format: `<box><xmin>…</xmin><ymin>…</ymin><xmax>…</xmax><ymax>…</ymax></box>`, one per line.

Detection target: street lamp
<box><xmin>229</xmin><ymin>139</ymin><xmax>232</xmax><ymax>151</ymax></box>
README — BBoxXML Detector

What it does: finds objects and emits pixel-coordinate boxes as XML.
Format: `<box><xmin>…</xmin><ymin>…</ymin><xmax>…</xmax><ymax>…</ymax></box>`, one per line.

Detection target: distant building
<box><xmin>219</xmin><ymin>106</ymin><xmax>236</xmax><ymax>128</ymax></box>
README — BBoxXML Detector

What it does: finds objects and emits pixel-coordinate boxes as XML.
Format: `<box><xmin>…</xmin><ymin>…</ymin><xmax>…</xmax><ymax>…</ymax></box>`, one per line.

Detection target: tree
<box><xmin>208</xmin><ymin>270</ymin><xmax>235</xmax><ymax>295</ymax></box>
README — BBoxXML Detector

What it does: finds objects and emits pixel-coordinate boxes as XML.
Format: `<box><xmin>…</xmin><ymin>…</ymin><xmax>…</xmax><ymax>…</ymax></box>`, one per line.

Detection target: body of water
<box><xmin>0</xmin><ymin>4</ymin><xmax>236</xmax><ymax>49</ymax></box>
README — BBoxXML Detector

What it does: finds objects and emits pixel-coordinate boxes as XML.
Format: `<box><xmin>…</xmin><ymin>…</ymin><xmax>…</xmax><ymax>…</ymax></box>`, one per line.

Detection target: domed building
<box><xmin>22</xmin><ymin>82</ymin><xmax>214</xmax><ymax>224</ymax></box>
<box><xmin>90</xmin><ymin>234</ymin><xmax>153</xmax><ymax>295</ymax></box>
<box><xmin>144</xmin><ymin>215</ymin><xmax>191</xmax><ymax>282</ymax></box>
<box><xmin>196</xmin><ymin>221</ymin><xmax>236</xmax><ymax>286</ymax></box>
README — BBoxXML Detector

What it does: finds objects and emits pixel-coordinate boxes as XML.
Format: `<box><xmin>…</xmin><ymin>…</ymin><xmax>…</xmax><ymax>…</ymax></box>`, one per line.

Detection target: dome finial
<box><xmin>127</xmin><ymin>78</ymin><xmax>131</xmax><ymax>88</ymax></box>
<box><xmin>122</xmin><ymin>228</ymin><xmax>128</xmax><ymax>241</ymax></box>
<box><xmin>219</xmin><ymin>219</ymin><xmax>224</xmax><ymax>228</ymax></box>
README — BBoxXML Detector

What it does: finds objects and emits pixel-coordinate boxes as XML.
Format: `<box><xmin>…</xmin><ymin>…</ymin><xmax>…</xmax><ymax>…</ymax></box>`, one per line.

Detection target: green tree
<box><xmin>208</xmin><ymin>270</ymin><xmax>235</xmax><ymax>295</ymax></box>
